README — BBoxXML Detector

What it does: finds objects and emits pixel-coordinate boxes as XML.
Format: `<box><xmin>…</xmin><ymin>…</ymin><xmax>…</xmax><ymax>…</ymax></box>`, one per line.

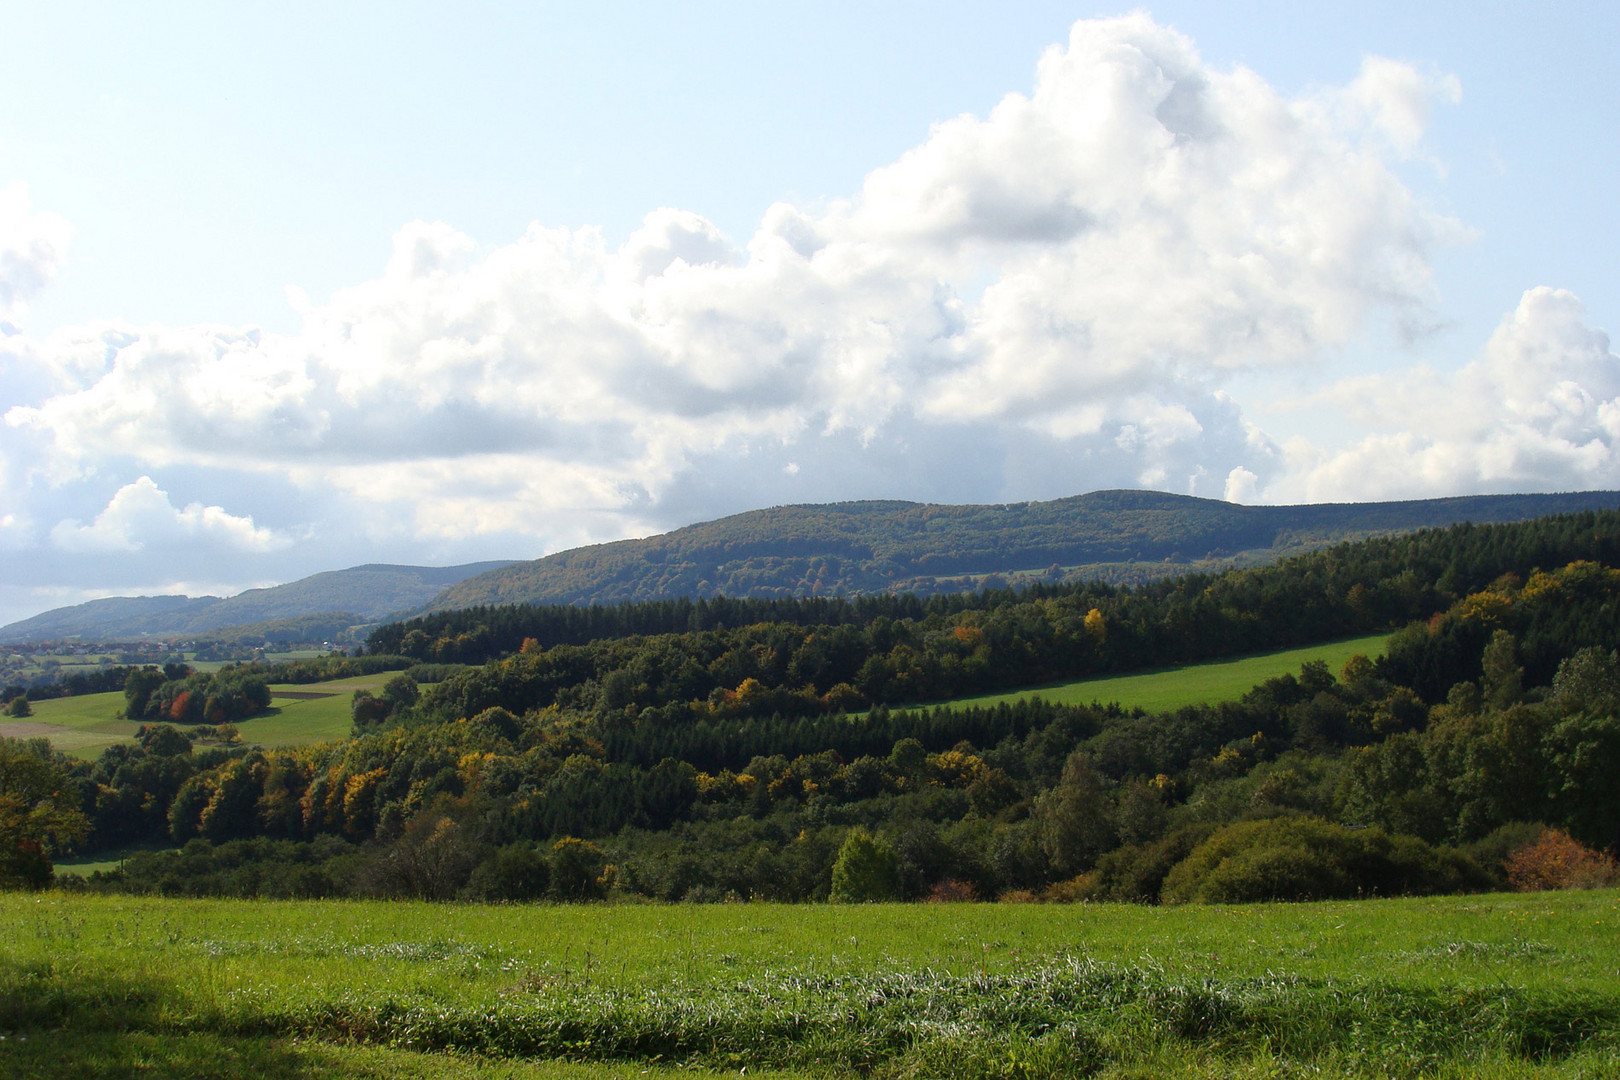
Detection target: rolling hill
<box><xmin>13</xmin><ymin>489</ymin><xmax>1619</xmax><ymax>643</ymax></box>
<box><xmin>0</xmin><ymin>561</ymin><xmax>514</xmax><ymax>643</ymax></box>
<box><xmin>424</xmin><ymin>489</ymin><xmax>1620</xmax><ymax>611</ymax></box>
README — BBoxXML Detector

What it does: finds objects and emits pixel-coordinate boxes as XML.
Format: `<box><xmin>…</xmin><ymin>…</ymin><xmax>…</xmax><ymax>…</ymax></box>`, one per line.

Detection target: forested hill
<box><xmin>70</xmin><ymin>506</ymin><xmax>1620</xmax><ymax>909</ymax></box>
<box><xmin>0</xmin><ymin>561</ymin><xmax>515</xmax><ymax>643</ymax></box>
<box><xmin>426</xmin><ymin>490</ymin><xmax>1620</xmax><ymax>612</ymax></box>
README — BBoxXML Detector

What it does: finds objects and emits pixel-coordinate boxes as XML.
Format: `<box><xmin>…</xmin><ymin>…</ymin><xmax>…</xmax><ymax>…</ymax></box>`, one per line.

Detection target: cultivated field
<box><xmin>930</xmin><ymin>632</ymin><xmax>1394</xmax><ymax>713</ymax></box>
<box><xmin>2</xmin><ymin>890</ymin><xmax>1616</xmax><ymax>1078</ymax></box>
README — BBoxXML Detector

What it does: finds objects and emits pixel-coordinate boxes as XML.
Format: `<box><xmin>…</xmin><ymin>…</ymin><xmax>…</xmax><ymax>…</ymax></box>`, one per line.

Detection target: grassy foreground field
<box><xmin>3</xmin><ymin>890</ymin><xmax>1617</xmax><ymax>1079</ymax></box>
<box><xmin>930</xmin><ymin>632</ymin><xmax>1394</xmax><ymax>713</ymax></box>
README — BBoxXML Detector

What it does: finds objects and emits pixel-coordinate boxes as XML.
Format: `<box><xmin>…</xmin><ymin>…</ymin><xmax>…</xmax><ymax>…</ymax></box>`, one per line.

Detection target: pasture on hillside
<box><xmin>0</xmin><ymin>690</ymin><xmax>137</xmax><ymax>757</ymax></box>
<box><xmin>923</xmin><ymin>632</ymin><xmax>1393</xmax><ymax>713</ymax></box>
<box><xmin>2</xmin><ymin>889</ymin><xmax>1616</xmax><ymax>1078</ymax></box>
<box><xmin>248</xmin><ymin>672</ymin><xmax>400</xmax><ymax>746</ymax></box>
<box><xmin>0</xmin><ymin>674</ymin><xmax>393</xmax><ymax>756</ymax></box>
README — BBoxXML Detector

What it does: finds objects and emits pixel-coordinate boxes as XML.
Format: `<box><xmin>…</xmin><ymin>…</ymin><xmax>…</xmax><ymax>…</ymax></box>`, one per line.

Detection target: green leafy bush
<box><xmin>830</xmin><ymin>826</ymin><xmax>901</xmax><ymax>902</ymax></box>
<box><xmin>464</xmin><ymin>843</ymin><xmax>550</xmax><ymax>901</ymax></box>
<box><xmin>1161</xmin><ymin>816</ymin><xmax>1487</xmax><ymax>904</ymax></box>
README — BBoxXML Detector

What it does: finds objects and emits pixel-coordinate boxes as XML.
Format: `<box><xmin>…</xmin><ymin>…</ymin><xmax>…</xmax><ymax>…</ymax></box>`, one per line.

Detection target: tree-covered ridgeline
<box><xmin>9</xmin><ymin>511</ymin><xmax>1620</xmax><ymax>901</ymax></box>
<box><xmin>422</xmin><ymin>488</ymin><xmax>1620</xmax><ymax>611</ymax></box>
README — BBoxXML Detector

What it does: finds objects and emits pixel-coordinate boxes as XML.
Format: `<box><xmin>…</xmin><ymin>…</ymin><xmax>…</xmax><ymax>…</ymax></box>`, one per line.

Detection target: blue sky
<box><xmin>1</xmin><ymin>3</ymin><xmax>1617</xmax><ymax>625</ymax></box>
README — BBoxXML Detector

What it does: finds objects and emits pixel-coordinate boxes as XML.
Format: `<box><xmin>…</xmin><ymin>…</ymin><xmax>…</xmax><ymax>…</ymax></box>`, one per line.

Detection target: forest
<box><xmin>6</xmin><ymin>511</ymin><xmax>1620</xmax><ymax>903</ymax></box>
<box><xmin>424</xmin><ymin>488</ymin><xmax>1619</xmax><ymax>610</ymax></box>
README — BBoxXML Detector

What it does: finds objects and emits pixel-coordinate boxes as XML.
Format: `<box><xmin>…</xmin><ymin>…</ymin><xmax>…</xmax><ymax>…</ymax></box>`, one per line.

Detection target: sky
<box><xmin>2</xmin><ymin>1</ymin><xmax>1618</xmax><ymax>627</ymax></box>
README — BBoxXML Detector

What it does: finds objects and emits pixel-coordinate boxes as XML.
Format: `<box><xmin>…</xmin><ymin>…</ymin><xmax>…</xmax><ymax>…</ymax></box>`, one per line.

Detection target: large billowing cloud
<box><xmin>0</xmin><ymin>14</ymin><xmax>1610</xmax><ymax>624</ymax></box>
<box><xmin>4</xmin><ymin>18</ymin><xmax>1458</xmax><ymax>525</ymax></box>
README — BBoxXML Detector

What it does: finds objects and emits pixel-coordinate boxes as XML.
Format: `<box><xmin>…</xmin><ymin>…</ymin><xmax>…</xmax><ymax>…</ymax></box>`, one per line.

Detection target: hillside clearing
<box><xmin>0</xmin><ymin>677</ymin><xmax>383</xmax><ymax>755</ymax></box>
<box><xmin>923</xmin><ymin>632</ymin><xmax>1394</xmax><ymax>713</ymax></box>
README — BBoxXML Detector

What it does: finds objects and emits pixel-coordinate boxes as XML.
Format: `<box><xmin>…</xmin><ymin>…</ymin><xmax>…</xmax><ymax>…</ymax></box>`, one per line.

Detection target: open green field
<box><xmin>0</xmin><ymin>675</ymin><xmax>388</xmax><ymax>755</ymax></box>
<box><xmin>0</xmin><ymin>690</ymin><xmax>137</xmax><ymax>757</ymax></box>
<box><xmin>242</xmin><ymin>692</ymin><xmax>356</xmax><ymax>747</ymax></box>
<box><xmin>928</xmin><ymin>632</ymin><xmax>1394</xmax><ymax>713</ymax></box>
<box><xmin>2</xmin><ymin>890</ymin><xmax>1616</xmax><ymax>1079</ymax></box>
<box><xmin>243</xmin><ymin>672</ymin><xmax>410</xmax><ymax>747</ymax></box>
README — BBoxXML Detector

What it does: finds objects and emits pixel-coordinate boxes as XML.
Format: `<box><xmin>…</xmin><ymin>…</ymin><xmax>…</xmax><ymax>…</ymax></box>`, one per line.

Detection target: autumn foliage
<box><xmin>1504</xmin><ymin>829</ymin><xmax>1619</xmax><ymax>891</ymax></box>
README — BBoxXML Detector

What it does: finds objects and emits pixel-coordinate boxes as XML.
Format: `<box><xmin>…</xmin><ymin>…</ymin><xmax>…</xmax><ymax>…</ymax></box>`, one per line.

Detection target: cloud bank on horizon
<box><xmin>2</xmin><ymin>14</ymin><xmax>1617</xmax><ymax>622</ymax></box>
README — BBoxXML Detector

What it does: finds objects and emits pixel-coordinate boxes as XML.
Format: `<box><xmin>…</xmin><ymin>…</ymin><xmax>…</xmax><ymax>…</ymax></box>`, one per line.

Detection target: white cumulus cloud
<box><xmin>49</xmin><ymin>476</ymin><xmax>287</xmax><ymax>554</ymax></box>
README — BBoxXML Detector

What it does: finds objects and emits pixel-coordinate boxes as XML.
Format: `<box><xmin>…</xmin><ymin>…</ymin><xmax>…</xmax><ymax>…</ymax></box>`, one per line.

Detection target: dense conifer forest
<box><xmin>7</xmin><ymin>511</ymin><xmax>1620</xmax><ymax>902</ymax></box>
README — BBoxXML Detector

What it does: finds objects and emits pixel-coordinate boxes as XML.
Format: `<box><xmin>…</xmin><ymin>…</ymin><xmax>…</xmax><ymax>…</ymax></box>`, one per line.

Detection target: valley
<box><xmin>6</xmin><ymin>503</ymin><xmax>1620</xmax><ymax>1078</ymax></box>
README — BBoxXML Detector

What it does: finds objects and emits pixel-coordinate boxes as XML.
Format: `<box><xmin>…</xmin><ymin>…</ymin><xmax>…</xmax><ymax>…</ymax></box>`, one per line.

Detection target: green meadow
<box><xmin>0</xmin><ymin>690</ymin><xmax>137</xmax><ymax>757</ymax></box>
<box><xmin>244</xmin><ymin>672</ymin><xmax>398</xmax><ymax>747</ymax></box>
<box><xmin>3</xmin><ymin>889</ymin><xmax>1617</xmax><ymax>1078</ymax></box>
<box><xmin>928</xmin><ymin>632</ymin><xmax>1394</xmax><ymax>713</ymax></box>
<box><xmin>0</xmin><ymin>675</ymin><xmax>391</xmax><ymax>756</ymax></box>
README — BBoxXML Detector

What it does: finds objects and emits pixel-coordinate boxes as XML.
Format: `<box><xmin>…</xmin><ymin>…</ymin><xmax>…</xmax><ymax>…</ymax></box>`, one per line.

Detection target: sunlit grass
<box><xmin>3</xmin><ymin>890</ymin><xmax>1616</xmax><ymax>1078</ymax></box>
<box><xmin>0</xmin><ymin>690</ymin><xmax>136</xmax><ymax>757</ymax></box>
<box><xmin>927</xmin><ymin>633</ymin><xmax>1394</xmax><ymax>713</ymax></box>
<box><xmin>0</xmin><ymin>676</ymin><xmax>386</xmax><ymax>754</ymax></box>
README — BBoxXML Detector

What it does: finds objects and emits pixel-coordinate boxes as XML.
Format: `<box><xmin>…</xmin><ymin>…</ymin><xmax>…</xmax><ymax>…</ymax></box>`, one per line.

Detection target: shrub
<box><xmin>549</xmin><ymin>837</ymin><xmax>608</xmax><ymax>901</ymax></box>
<box><xmin>363</xmin><ymin>814</ymin><xmax>478</xmax><ymax>900</ymax></box>
<box><xmin>996</xmin><ymin>888</ymin><xmax>1041</xmax><ymax>903</ymax></box>
<box><xmin>465</xmin><ymin>843</ymin><xmax>550</xmax><ymax>901</ymax></box>
<box><xmin>0</xmin><ymin>838</ymin><xmax>52</xmax><ymax>889</ymax></box>
<box><xmin>1161</xmin><ymin>816</ymin><xmax>1487</xmax><ymax>904</ymax></box>
<box><xmin>1072</xmin><ymin>823</ymin><xmax>1217</xmax><ymax>903</ymax></box>
<box><xmin>1464</xmin><ymin>821</ymin><xmax>1548</xmax><ymax>884</ymax></box>
<box><xmin>5</xmin><ymin>695</ymin><xmax>31</xmax><ymax>718</ymax></box>
<box><xmin>830</xmin><ymin>826</ymin><xmax>901</xmax><ymax>902</ymax></box>
<box><xmin>137</xmin><ymin>723</ymin><xmax>193</xmax><ymax>757</ymax></box>
<box><xmin>925</xmin><ymin>878</ymin><xmax>979</xmax><ymax>902</ymax></box>
<box><xmin>1504</xmin><ymin>828</ymin><xmax>1620</xmax><ymax>891</ymax></box>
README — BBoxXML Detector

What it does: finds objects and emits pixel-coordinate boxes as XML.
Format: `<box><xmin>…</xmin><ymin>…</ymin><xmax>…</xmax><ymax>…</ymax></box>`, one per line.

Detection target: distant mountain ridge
<box><xmin>13</xmin><ymin>490</ymin><xmax>1619</xmax><ymax>644</ymax></box>
<box><xmin>0</xmin><ymin>561</ymin><xmax>515</xmax><ymax>643</ymax></box>
<box><xmin>425</xmin><ymin>490</ymin><xmax>1620</xmax><ymax>612</ymax></box>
